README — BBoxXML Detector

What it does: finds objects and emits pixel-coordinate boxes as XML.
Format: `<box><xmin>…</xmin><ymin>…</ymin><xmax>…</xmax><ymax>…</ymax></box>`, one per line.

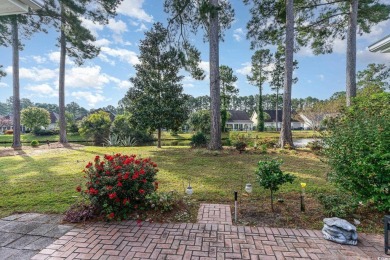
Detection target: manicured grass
<box><xmin>0</xmin><ymin>146</ymin><xmax>330</xmax><ymax>218</ymax></box>
<box><xmin>0</xmin><ymin>133</ymin><xmax>87</xmax><ymax>144</ymax></box>
<box><xmin>159</xmin><ymin>130</ymin><xmax>320</xmax><ymax>140</ymax></box>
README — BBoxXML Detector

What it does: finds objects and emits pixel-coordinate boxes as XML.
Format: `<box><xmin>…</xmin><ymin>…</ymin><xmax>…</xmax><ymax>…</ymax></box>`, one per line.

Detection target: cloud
<box><xmin>236</xmin><ymin>62</ymin><xmax>251</xmax><ymax>76</ymax></box>
<box><xmin>65</xmin><ymin>66</ymin><xmax>111</xmax><ymax>89</ymax></box>
<box><xmin>136</xmin><ymin>23</ymin><xmax>148</xmax><ymax>32</ymax></box>
<box><xmin>47</xmin><ymin>51</ymin><xmax>72</xmax><ymax>64</ymax></box>
<box><xmin>318</xmin><ymin>74</ymin><xmax>325</xmax><ymax>80</ymax></box>
<box><xmin>31</xmin><ymin>55</ymin><xmax>47</xmax><ymax>64</ymax></box>
<box><xmin>25</xmin><ymin>84</ymin><xmax>58</xmax><ymax>97</ymax></box>
<box><xmin>6</xmin><ymin>66</ymin><xmax>57</xmax><ymax>82</ymax></box>
<box><xmin>183</xmin><ymin>83</ymin><xmax>195</xmax><ymax>88</ymax></box>
<box><xmin>358</xmin><ymin>19</ymin><xmax>390</xmax><ymax>41</ymax></box>
<box><xmin>107</xmin><ymin>19</ymin><xmax>128</xmax><ymax>35</ymax></box>
<box><xmin>0</xmin><ymin>82</ymin><xmax>8</xmax><ymax>88</ymax></box>
<box><xmin>71</xmin><ymin>91</ymin><xmax>109</xmax><ymax>107</ymax></box>
<box><xmin>307</xmin><ymin>79</ymin><xmax>313</xmax><ymax>84</ymax></box>
<box><xmin>117</xmin><ymin>0</ymin><xmax>153</xmax><ymax>22</ymax></box>
<box><xmin>100</xmin><ymin>47</ymin><xmax>139</xmax><ymax>65</ymax></box>
<box><xmin>233</xmin><ymin>28</ymin><xmax>245</xmax><ymax>42</ymax></box>
<box><xmin>93</xmin><ymin>38</ymin><xmax>111</xmax><ymax>47</ymax></box>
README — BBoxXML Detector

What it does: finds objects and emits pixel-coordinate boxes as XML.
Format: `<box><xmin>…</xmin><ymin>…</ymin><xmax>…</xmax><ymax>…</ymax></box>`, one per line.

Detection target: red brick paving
<box><xmin>33</xmin><ymin>204</ymin><xmax>388</xmax><ymax>259</ymax></box>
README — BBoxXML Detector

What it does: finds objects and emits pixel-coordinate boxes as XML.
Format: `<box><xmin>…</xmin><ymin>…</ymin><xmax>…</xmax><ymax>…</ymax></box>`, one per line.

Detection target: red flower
<box><xmin>123</xmin><ymin>198</ymin><xmax>130</xmax><ymax>205</ymax></box>
<box><xmin>89</xmin><ymin>188</ymin><xmax>99</xmax><ymax>195</ymax></box>
<box><xmin>107</xmin><ymin>213</ymin><xmax>115</xmax><ymax>219</ymax></box>
<box><xmin>117</xmin><ymin>182</ymin><xmax>123</xmax><ymax>187</ymax></box>
<box><xmin>135</xmin><ymin>160</ymin><xmax>141</xmax><ymax>165</ymax></box>
<box><xmin>94</xmin><ymin>155</ymin><xmax>100</xmax><ymax>162</ymax></box>
<box><xmin>76</xmin><ymin>186</ymin><xmax>81</xmax><ymax>192</ymax></box>
<box><xmin>132</xmin><ymin>173</ymin><xmax>139</xmax><ymax>180</ymax></box>
<box><xmin>86</xmin><ymin>162</ymin><xmax>92</xmax><ymax>168</ymax></box>
<box><xmin>115</xmin><ymin>166</ymin><xmax>122</xmax><ymax>171</ymax></box>
<box><xmin>123</xmin><ymin>172</ymin><xmax>130</xmax><ymax>180</ymax></box>
<box><xmin>108</xmin><ymin>192</ymin><xmax>117</xmax><ymax>199</ymax></box>
<box><xmin>139</xmin><ymin>169</ymin><xmax>145</xmax><ymax>175</ymax></box>
<box><xmin>139</xmin><ymin>189</ymin><xmax>145</xmax><ymax>195</ymax></box>
<box><xmin>141</xmin><ymin>179</ymin><xmax>147</xmax><ymax>183</ymax></box>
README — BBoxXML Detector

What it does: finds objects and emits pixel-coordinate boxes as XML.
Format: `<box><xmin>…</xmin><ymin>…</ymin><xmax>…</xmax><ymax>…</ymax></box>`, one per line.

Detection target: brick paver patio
<box><xmin>30</xmin><ymin>204</ymin><xmax>388</xmax><ymax>260</ymax></box>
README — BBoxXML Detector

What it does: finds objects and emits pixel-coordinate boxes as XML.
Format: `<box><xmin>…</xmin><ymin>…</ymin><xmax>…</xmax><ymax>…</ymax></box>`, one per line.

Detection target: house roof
<box><xmin>369</xmin><ymin>35</ymin><xmax>390</xmax><ymax>53</ymax></box>
<box><xmin>0</xmin><ymin>0</ymin><xmax>43</xmax><ymax>16</ymax></box>
<box><xmin>49</xmin><ymin>112</ymin><xmax>59</xmax><ymax>124</ymax></box>
<box><xmin>262</xmin><ymin>110</ymin><xmax>300</xmax><ymax>122</ymax></box>
<box><xmin>227</xmin><ymin>110</ymin><xmax>253</xmax><ymax>123</ymax></box>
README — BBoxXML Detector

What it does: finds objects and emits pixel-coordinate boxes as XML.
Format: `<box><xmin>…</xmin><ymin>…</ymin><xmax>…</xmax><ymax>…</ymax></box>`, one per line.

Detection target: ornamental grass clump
<box><xmin>77</xmin><ymin>153</ymin><xmax>158</xmax><ymax>221</ymax></box>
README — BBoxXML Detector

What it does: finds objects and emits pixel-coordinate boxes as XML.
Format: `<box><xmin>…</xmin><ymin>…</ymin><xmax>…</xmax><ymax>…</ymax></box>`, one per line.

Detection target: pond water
<box><xmin>293</xmin><ymin>138</ymin><xmax>318</xmax><ymax>148</ymax></box>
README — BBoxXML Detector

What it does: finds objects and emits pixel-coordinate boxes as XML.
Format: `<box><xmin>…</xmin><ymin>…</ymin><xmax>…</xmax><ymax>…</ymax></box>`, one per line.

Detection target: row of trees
<box><xmin>0</xmin><ymin>0</ymin><xmax>124</xmax><ymax>148</ymax></box>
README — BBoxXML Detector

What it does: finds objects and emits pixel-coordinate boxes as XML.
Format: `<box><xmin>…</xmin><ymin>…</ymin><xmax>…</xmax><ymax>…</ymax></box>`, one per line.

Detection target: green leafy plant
<box><xmin>105</xmin><ymin>134</ymin><xmax>121</xmax><ymax>146</ymax></box>
<box><xmin>255</xmin><ymin>158</ymin><xmax>296</xmax><ymax>212</ymax></box>
<box><xmin>306</xmin><ymin>140</ymin><xmax>323</xmax><ymax>151</ymax></box>
<box><xmin>324</xmin><ymin>91</ymin><xmax>390</xmax><ymax>212</ymax></box>
<box><xmin>191</xmin><ymin>132</ymin><xmax>207</xmax><ymax>148</ymax></box>
<box><xmin>79</xmin><ymin>111</ymin><xmax>111</xmax><ymax>145</ymax></box>
<box><xmin>121</xmin><ymin>137</ymin><xmax>137</xmax><ymax>147</ymax></box>
<box><xmin>145</xmin><ymin>192</ymin><xmax>175</xmax><ymax>213</ymax></box>
<box><xmin>30</xmin><ymin>140</ymin><xmax>39</xmax><ymax>147</ymax></box>
<box><xmin>317</xmin><ymin>193</ymin><xmax>359</xmax><ymax>218</ymax></box>
<box><xmin>235</xmin><ymin>141</ymin><xmax>247</xmax><ymax>153</ymax></box>
<box><xmin>77</xmin><ymin>153</ymin><xmax>159</xmax><ymax>220</ymax></box>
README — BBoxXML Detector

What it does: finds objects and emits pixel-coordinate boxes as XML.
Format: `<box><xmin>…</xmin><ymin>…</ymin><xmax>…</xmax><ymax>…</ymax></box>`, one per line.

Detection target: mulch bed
<box><xmin>0</xmin><ymin>142</ymin><xmax>84</xmax><ymax>157</ymax></box>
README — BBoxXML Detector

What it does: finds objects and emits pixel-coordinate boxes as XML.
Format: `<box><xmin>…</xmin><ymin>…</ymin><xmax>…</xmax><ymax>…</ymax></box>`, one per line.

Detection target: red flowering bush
<box><xmin>77</xmin><ymin>153</ymin><xmax>159</xmax><ymax>220</ymax></box>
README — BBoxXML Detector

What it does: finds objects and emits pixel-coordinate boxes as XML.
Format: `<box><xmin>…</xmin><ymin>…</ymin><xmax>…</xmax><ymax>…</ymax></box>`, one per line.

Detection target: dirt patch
<box><xmin>0</xmin><ymin>142</ymin><xmax>84</xmax><ymax>157</ymax></box>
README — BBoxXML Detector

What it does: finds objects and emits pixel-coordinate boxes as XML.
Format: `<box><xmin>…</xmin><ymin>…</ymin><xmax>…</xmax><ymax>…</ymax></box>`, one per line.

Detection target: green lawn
<box><xmin>0</xmin><ymin>146</ymin><xmax>330</xmax><ymax>217</ymax></box>
<box><xmin>0</xmin><ymin>133</ymin><xmax>87</xmax><ymax>143</ymax></box>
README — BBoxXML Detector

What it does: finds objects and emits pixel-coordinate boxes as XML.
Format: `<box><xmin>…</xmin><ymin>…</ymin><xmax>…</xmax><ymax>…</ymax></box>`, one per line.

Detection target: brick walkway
<box><xmin>31</xmin><ymin>204</ymin><xmax>387</xmax><ymax>260</ymax></box>
<box><xmin>197</xmin><ymin>204</ymin><xmax>232</xmax><ymax>225</ymax></box>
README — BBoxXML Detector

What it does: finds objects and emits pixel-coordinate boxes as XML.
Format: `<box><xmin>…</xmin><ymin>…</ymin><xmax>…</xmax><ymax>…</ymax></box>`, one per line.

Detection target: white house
<box><xmin>251</xmin><ymin>110</ymin><xmax>304</xmax><ymax>130</ymax></box>
<box><xmin>226</xmin><ymin>110</ymin><xmax>254</xmax><ymax>131</ymax></box>
<box><xmin>0</xmin><ymin>0</ymin><xmax>43</xmax><ymax>16</ymax></box>
<box><xmin>47</xmin><ymin>112</ymin><xmax>59</xmax><ymax>130</ymax></box>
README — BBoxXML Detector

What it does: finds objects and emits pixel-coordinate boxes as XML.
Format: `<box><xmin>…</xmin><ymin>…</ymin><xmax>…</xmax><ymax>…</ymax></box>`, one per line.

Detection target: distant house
<box><xmin>251</xmin><ymin>110</ymin><xmax>303</xmax><ymax>130</ymax></box>
<box><xmin>46</xmin><ymin>112</ymin><xmax>59</xmax><ymax>130</ymax></box>
<box><xmin>226</xmin><ymin>110</ymin><xmax>254</xmax><ymax>131</ymax></box>
<box><xmin>369</xmin><ymin>35</ymin><xmax>390</xmax><ymax>53</ymax></box>
<box><xmin>0</xmin><ymin>114</ymin><xmax>26</xmax><ymax>133</ymax></box>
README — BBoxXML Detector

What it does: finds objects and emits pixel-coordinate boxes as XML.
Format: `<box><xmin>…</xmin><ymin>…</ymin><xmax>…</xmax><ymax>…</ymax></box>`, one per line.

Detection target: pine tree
<box><xmin>247</xmin><ymin>49</ymin><xmax>272</xmax><ymax>132</ymax></box>
<box><xmin>219</xmin><ymin>65</ymin><xmax>238</xmax><ymax>132</ymax></box>
<box><xmin>164</xmin><ymin>0</ymin><xmax>234</xmax><ymax>150</ymax></box>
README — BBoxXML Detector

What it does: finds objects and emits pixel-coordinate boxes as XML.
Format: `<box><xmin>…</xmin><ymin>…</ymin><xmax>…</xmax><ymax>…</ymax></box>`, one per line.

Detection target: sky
<box><xmin>0</xmin><ymin>0</ymin><xmax>389</xmax><ymax>109</ymax></box>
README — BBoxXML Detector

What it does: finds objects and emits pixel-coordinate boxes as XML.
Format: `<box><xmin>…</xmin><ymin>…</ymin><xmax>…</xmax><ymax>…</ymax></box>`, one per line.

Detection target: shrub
<box><xmin>306</xmin><ymin>140</ymin><xmax>323</xmax><ymax>151</ymax></box>
<box><xmin>145</xmin><ymin>192</ymin><xmax>175</xmax><ymax>213</ymax></box>
<box><xmin>105</xmin><ymin>134</ymin><xmax>122</xmax><ymax>146</ymax></box>
<box><xmin>235</xmin><ymin>141</ymin><xmax>247</xmax><ymax>153</ymax></box>
<box><xmin>30</xmin><ymin>140</ymin><xmax>39</xmax><ymax>147</ymax></box>
<box><xmin>255</xmin><ymin>158</ymin><xmax>296</xmax><ymax>212</ymax></box>
<box><xmin>190</xmin><ymin>132</ymin><xmax>207</xmax><ymax>147</ymax></box>
<box><xmin>317</xmin><ymin>193</ymin><xmax>359</xmax><ymax>218</ymax></box>
<box><xmin>34</xmin><ymin>129</ymin><xmax>59</xmax><ymax>136</ymax></box>
<box><xmin>324</xmin><ymin>91</ymin><xmax>390</xmax><ymax>212</ymax></box>
<box><xmin>257</xmin><ymin>137</ymin><xmax>277</xmax><ymax>148</ymax></box>
<box><xmin>63</xmin><ymin>202</ymin><xmax>97</xmax><ymax>223</ymax></box>
<box><xmin>78</xmin><ymin>154</ymin><xmax>159</xmax><ymax>220</ymax></box>
<box><xmin>4</xmin><ymin>130</ymin><xmax>13</xmax><ymax>135</ymax></box>
<box><xmin>79</xmin><ymin>111</ymin><xmax>111</xmax><ymax>145</ymax></box>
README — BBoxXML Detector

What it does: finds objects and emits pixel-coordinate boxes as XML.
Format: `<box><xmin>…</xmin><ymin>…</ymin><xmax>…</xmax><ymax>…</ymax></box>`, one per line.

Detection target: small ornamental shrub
<box><xmin>78</xmin><ymin>153</ymin><xmax>159</xmax><ymax>220</ymax></box>
<box><xmin>235</xmin><ymin>141</ymin><xmax>247</xmax><ymax>153</ymax></box>
<box><xmin>258</xmin><ymin>137</ymin><xmax>277</xmax><ymax>148</ymax></box>
<box><xmin>255</xmin><ymin>158</ymin><xmax>296</xmax><ymax>212</ymax></box>
<box><xmin>63</xmin><ymin>202</ymin><xmax>97</xmax><ymax>223</ymax></box>
<box><xmin>190</xmin><ymin>132</ymin><xmax>207</xmax><ymax>147</ymax></box>
<box><xmin>317</xmin><ymin>193</ymin><xmax>358</xmax><ymax>218</ymax></box>
<box><xmin>4</xmin><ymin>130</ymin><xmax>13</xmax><ymax>135</ymax></box>
<box><xmin>145</xmin><ymin>192</ymin><xmax>175</xmax><ymax>213</ymax></box>
<box><xmin>306</xmin><ymin>140</ymin><xmax>323</xmax><ymax>151</ymax></box>
<box><xmin>31</xmin><ymin>140</ymin><xmax>39</xmax><ymax>147</ymax></box>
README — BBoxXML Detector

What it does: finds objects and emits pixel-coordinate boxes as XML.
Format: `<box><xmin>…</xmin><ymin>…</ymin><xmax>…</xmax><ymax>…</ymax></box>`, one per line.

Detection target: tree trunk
<box><xmin>258</xmin><ymin>85</ymin><xmax>264</xmax><ymax>132</ymax></box>
<box><xmin>275</xmin><ymin>90</ymin><xmax>279</xmax><ymax>131</ymax></box>
<box><xmin>59</xmin><ymin>4</ymin><xmax>68</xmax><ymax>144</ymax></box>
<box><xmin>157</xmin><ymin>128</ymin><xmax>161</xmax><ymax>148</ymax></box>
<box><xmin>12</xmin><ymin>17</ymin><xmax>21</xmax><ymax>149</ymax></box>
<box><xmin>208</xmin><ymin>0</ymin><xmax>222</xmax><ymax>150</ymax></box>
<box><xmin>270</xmin><ymin>189</ymin><xmax>274</xmax><ymax>212</ymax></box>
<box><xmin>279</xmin><ymin>0</ymin><xmax>294</xmax><ymax>148</ymax></box>
<box><xmin>346</xmin><ymin>0</ymin><xmax>358</xmax><ymax>107</ymax></box>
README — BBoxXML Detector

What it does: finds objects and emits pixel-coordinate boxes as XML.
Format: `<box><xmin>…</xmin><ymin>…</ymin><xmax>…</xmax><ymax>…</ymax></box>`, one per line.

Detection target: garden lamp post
<box><xmin>186</xmin><ymin>179</ymin><xmax>193</xmax><ymax>196</ymax></box>
<box><xmin>300</xmin><ymin>183</ymin><xmax>306</xmax><ymax>212</ymax></box>
<box><xmin>385</xmin><ymin>215</ymin><xmax>390</xmax><ymax>255</ymax></box>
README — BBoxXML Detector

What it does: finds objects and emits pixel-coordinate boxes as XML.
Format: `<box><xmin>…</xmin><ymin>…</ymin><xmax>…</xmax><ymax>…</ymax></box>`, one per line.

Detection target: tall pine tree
<box><xmin>247</xmin><ymin>49</ymin><xmax>272</xmax><ymax>132</ymax></box>
<box><xmin>219</xmin><ymin>65</ymin><xmax>238</xmax><ymax>132</ymax></box>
